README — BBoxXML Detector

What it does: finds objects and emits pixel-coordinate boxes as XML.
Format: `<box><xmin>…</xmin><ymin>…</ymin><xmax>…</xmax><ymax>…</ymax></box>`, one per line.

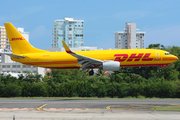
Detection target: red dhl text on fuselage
<box><xmin>114</xmin><ymin>53</ymin><xmax>153</xmax><ymax>62</ymax></box>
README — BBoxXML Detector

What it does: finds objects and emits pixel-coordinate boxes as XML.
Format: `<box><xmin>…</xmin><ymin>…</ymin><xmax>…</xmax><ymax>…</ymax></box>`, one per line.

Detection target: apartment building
<box><xmin>0</xmin><ymin>26</ymin><xmax>8</xmax><ymax>49</ymax></box>
<box><xmin>114</xmin><ymin>23</ymin><xmax>145</xmax><ymax>49</ymax></box>
<box><xmin>52</xmin><ymin>17</ymin><xmax>84</xmax><ymax>48</ymax></box>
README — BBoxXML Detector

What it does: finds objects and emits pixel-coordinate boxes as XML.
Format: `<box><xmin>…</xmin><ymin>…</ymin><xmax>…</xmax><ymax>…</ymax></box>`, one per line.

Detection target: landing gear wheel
<box><xmin>89</xmin><ymin>69</ymin><xmax>94</xmax><ymax>76</ymax></box>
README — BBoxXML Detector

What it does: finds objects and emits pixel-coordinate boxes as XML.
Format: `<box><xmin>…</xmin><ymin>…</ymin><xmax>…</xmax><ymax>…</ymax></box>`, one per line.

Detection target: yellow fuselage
<box><xmin>11</xmin><ymin>49</ymin><xmax>178</xmax><ymax>69</ymax></box>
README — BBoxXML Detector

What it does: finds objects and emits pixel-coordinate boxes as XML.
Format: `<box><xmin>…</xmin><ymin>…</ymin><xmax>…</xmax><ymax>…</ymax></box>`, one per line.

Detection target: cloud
<box><xmin>145</xmin><ymin>26</ymin><xmax>180</xmax><ymax>47</ymax></box>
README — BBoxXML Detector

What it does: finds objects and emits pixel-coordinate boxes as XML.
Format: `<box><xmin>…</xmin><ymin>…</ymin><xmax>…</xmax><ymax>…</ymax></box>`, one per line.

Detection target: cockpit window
<box><xmin>164</xmin><ymin>53</ymin><xmax>171</xmax><ymax>55</ymax></box>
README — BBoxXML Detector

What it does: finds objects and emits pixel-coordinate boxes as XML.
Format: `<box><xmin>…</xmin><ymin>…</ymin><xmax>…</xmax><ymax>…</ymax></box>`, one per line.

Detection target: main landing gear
<box><xmin>89</xmin><ymin>69</ymin><xmax>94</xmax><ymax>76</ymax></box>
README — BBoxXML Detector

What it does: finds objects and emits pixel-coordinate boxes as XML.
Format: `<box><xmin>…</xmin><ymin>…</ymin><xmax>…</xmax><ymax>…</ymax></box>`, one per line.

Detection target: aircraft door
<box><xmin>156</xmin><ymin>51</ymin><xmax>160</xmax><ymax>59</ymax></box>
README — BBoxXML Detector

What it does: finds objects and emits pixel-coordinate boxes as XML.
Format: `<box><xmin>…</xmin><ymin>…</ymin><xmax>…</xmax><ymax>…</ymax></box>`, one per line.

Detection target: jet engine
<box><xmin>102</xmin><ymin>61</ymin><xmax>120</xmax><ymax>71</ymax></box>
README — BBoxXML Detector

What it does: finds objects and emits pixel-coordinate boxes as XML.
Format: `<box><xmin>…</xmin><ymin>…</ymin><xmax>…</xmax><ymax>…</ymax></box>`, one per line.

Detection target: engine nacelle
<box><xmin>102</xmin><ymin>61</ymin><xmax>120</xmax><ymax>71</ymax></box>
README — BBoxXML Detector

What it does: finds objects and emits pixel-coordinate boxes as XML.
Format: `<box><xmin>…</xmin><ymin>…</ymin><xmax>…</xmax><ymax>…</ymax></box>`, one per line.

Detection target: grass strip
<box><xmin>151</xmin><ymin>106</ymin><xmax>180</xmax><ymax>111</ymax></box>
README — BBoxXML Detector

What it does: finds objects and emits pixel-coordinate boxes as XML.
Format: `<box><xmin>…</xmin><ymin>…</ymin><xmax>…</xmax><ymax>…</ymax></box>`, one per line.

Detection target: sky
<box><xmin>0</xmin><ymin>0</ymin><xmax>180</xmax><ymax>50</ymax></box>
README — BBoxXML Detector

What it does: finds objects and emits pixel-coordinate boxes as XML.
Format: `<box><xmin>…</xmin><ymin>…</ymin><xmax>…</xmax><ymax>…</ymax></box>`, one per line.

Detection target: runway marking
<box><xmin>34</xmin><ymin>103</ymin><xmax>104</xmax><ymax>113</ymax></box>
<box><xmin>0</xmin><ymin>108</ymin><xmax>31</xmax><ymax>110</ymax></box>
<box><xmin>0</xmin><ymin>108</ymin><xmax>33</xmax><ymax>112</ymax></box>
<box><xmin>35</xmin><ymin>103</ymin><xmax>85</xmax><ymax>113</ymax></box>
<box><xmin>106</xmin><ymin>106</ymin><xmax>111</xmax><ymax>109</ymax></box>
<box><xmin>36</xmin><ymin>104</ymin><xmax>48</xmax><ymax>111</ymax></box>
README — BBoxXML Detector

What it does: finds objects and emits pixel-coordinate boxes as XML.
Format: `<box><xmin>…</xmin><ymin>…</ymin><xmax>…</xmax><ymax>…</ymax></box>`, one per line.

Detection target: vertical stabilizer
<box><xmin>4</xmin><ymin>23</ymin><xmax>47</xmax><ymax>54</ymax></box>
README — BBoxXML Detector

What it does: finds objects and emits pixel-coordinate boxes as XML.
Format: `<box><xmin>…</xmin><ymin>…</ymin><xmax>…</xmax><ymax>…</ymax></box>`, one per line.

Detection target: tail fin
<box><xmin>4</xmin><ymin>23</ymin><xmax>47</xmax><ymax>54</ymax></box>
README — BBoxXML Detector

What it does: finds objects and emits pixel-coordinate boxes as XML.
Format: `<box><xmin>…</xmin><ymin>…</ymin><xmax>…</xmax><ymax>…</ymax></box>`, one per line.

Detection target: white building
<box><xmin>0</xmin><ymin>53</ymin><xmax>46</xmax><ymax>77</ymax></box>
<box><xmin>0</xmin><ymin>26</ymin><xmax>29</xmax><ymax>50</ymax></box>
<box><xmin>52</xmin><ymin>17</ymin><xmax>84</xmax><ymax>48</ymax></box>
<box><xmin>114</xmin><ymin>23</ymin><xmax>145</xmax><ymax>49</ymax></box>
<box><xmin>17</xmin><ymin>27</ymin><xmax>29</xmax><ymax>42</ymax></box>
<box><xmin>0</xmin><ymin>26</ymin><xmax>8</xmax><ymax>49</ymax></box>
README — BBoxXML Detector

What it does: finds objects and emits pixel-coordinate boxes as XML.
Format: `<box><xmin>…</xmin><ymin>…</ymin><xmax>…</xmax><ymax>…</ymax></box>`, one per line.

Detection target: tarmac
<box><xmin>0</xmin><ymin>99</ymin><xmax>180</xmax><ymax>120</ymax></box>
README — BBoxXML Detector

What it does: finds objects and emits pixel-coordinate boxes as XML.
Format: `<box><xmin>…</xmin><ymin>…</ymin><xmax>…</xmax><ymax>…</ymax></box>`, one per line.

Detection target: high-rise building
<box><xmin>114</xmin><ymin>23</ymin><xmax>145</xmax><ymax>49</ymax></box>
<box><xmin>52</xmin><ymin>17</ymin><xmax>84</xmax><ymax>48</ymax></box>
<box><xmin>0</xmin><ymin>26</ymin><xmax>29</xmax><ymax>50</ymax></box>
<box><xmin>0</xmin><ymin>26</ymin><xmax>8</xmax><ymax>49</ymax></box>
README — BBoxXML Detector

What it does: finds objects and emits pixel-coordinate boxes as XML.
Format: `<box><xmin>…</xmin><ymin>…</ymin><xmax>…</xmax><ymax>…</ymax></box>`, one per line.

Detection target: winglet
<box><xmin>62</xmin><ymin>41</ymin><xmax>73</xmax><ymax>53</ymax></box>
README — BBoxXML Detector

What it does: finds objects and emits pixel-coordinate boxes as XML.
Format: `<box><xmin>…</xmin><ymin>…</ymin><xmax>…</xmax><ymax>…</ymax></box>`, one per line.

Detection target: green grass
<box><xmin>151</xmin><ymin>106</ymin><xmax>180</xmax><ymax>111</ymax></box>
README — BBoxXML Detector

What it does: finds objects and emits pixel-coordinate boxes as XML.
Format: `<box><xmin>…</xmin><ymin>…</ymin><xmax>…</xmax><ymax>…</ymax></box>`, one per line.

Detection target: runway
<box><xmin>0</xmin><ymin>99</ymin><xmax>180</xmax><ymax>120</ymax></box>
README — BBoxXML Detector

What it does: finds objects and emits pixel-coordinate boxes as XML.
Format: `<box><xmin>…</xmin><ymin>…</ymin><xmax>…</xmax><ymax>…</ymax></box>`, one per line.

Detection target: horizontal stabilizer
<box><xmin>0</xmin><ymin>52</ymin><xmax>25</xmax><ymax>58</ymax></box>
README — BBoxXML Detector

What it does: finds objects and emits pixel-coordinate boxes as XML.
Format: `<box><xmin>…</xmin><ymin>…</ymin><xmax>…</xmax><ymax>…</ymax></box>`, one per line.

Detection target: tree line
<box><xmin>0</xmin><ymin>44</ymin><xmax>180</xmax><ymax>98</ymax></box>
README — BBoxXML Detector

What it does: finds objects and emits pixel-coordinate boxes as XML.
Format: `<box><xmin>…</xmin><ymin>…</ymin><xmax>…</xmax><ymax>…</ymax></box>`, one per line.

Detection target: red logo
<box><xmin>114</xmin><ymin>53</ymin><xmax>153</xmax><ymax>62</ymax></box>
<box><xmin>127</xmin><ymin>53</ymin><xmax>144</xmax><ymax>62</ymax></box>
<box><xmin>11</xmin><ymin>37</ymin><xmax>25</xmax><ymax>41</ymax></box>
<box><xmin>114</xmin><ymin>54</ymin><xmax>128</xmax><ymax>62</ymax></box>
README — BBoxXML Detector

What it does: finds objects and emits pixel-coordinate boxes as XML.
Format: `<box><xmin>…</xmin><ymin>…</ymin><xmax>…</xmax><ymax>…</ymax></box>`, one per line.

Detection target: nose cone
<box><xmin>172</xmin><ymin>56</ymin><xmax>178</xmax><ymax>61</ymax></box>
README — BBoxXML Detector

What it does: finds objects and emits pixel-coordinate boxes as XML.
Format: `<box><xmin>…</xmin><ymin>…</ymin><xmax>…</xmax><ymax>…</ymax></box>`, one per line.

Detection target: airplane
<box><xmin>3</xmin><ymin>23</ymin><xmax>178</xmax><ymax>75</ymax></box>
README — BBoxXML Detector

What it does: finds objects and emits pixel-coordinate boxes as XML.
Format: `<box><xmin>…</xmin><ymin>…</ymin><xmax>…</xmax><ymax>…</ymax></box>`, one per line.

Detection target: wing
<box><xmin>62</xmin><ymin>41</ymin><xmax>103</xmax><ymax>69</ymax></box>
